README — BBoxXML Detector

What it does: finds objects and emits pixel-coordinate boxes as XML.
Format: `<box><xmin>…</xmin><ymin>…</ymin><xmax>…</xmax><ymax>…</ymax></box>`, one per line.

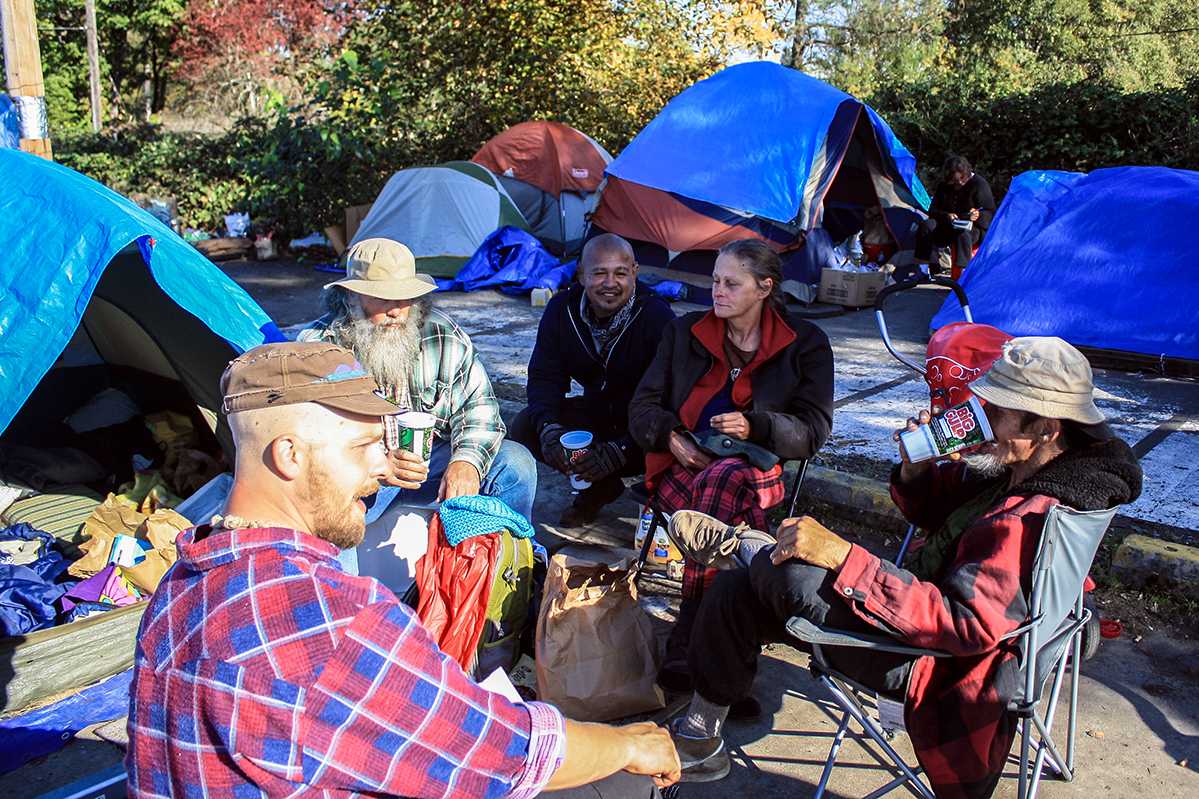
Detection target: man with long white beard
<box><xmin>297</xmin><ymin>238</ymin><xmax>537</xmax><ymax>528</ymax></box>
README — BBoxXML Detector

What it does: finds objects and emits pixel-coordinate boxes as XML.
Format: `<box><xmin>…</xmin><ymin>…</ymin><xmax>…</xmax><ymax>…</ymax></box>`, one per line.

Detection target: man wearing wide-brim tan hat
<box><xmin>657</xmin><ymin>336</ymin><xmax>1143</xmax><ymax>794</ymax></box>
<box><xmin>297</xmin><ymin>237</ymin><xmax>537</xmax><ymax>542</ymax></box>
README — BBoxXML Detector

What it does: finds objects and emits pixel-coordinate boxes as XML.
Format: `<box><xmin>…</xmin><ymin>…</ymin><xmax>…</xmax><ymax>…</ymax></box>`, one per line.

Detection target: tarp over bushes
<box><xmin>932</xmin><ymin>167</ymin><xmax>1199</xmax><ymax>361</ymax></box>
<box><xmin>0</xmin><ymin>149</ymin><xmax>281</xmax><ymax>436</ymax></box>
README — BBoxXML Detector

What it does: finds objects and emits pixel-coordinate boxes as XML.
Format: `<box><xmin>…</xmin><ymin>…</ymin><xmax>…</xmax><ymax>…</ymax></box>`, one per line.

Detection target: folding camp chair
<box><xmin>787</xmin><ymin>503</ymin><xmax>1117</xmax><ymax>798</ymax></box>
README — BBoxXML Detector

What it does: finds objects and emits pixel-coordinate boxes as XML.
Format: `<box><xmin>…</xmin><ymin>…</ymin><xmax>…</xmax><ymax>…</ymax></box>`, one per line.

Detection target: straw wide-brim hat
<box><xmin>969</xmin><ymin>336</ymin><xmax>1105</xmax><ymax>425</ymax></box>
<box><xmin>324</xmin><ymin>238</ymin><xmax>437</xmax><ymax>301</ymax></box>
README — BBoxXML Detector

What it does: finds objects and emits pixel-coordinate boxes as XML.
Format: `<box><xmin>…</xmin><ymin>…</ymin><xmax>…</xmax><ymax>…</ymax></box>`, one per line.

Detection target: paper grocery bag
<box><xmin>70</xmin><ymin>494</ymin><xmax>189</xmax><ymax>594</ymax></box>
<box><xmin>535</xmin><ymin>553</ymin><xmax>665</xmax><ymax>721</ymax></box>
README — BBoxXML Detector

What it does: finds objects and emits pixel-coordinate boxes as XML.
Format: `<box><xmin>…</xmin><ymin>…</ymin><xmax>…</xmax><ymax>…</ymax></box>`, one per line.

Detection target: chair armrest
<box><xmin>786</xmin><ymin>616</ymin><xmax>951</xmax><ymax>658</ymax></box>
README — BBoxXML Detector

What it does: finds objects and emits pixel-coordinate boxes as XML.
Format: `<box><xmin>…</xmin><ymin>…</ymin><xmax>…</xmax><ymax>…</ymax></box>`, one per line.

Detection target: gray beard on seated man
<box><xmin>324</xmin><ymin>289</ymin><xmax>432</xmax><ymax>404</ymax></box>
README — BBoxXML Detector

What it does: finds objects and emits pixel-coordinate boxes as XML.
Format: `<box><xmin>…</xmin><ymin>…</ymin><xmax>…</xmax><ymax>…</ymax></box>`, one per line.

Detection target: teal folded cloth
<box><xmin>437</xmin><ymin>495</ymin><xmax>535</xmax><ymax>547</ymax></box>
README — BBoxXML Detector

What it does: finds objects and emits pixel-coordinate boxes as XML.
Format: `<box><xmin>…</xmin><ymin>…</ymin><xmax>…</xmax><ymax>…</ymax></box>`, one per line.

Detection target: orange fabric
<box><xmin>645</xmin><ymin>305</ymin><xmax>798</xmax><ymax>486</ymax></box>
<box><xmin>415</xmin><ymin>515</ymin><xmax>501</xmax><ymax>672</ymax></box>
<box><xmin>949</xmin><ymin>243</ymin><xmax>982</xmax><ymax>281</ymax></box>
<box><xmin>472</xmin><ymin>120</ymin><xmax>608</xmax><ymax>196</ymax></box>
<box><xmin>591</xmin><ymin>177</ymin><xmax>794</xmax><ymax>254</ymax></box>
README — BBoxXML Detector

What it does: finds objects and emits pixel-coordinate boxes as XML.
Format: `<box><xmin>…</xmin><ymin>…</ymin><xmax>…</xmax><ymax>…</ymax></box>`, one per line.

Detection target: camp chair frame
<box><xmin>787</xmin><ymin>503</ymin><xmax>1117</xmax><ymax>799</ymax></box>
<box><xmin>628</xmin><ymin>459</ymin><xmax>810</xmax><ymax>576</ymax></box>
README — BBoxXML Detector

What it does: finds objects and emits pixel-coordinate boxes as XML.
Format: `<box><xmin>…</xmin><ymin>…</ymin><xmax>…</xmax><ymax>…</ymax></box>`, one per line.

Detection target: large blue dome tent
<box><xmin>590</xmin><ymin>61</ymin><xmax>930</xmax><ymax>281</ymax></box>
<box><xmin>0</xmin><ymin>149</ymin><xmax>283</xmax><ymax>454</ymax></box>
<box><xmin>931</xmin><ymin>167</ymin><xmax>1199</xmax><ymax>370</ymax></box>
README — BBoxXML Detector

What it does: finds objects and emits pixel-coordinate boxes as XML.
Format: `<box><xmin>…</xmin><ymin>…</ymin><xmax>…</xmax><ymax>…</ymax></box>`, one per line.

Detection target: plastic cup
<box><xmin>559</xmin><ymin>430</ymin><xmax>594</xmax><ymax>490</ymax></box>
<box><xmin>393</xmin><ymin>411</ymin><xmax>437</xmax><ymax>464</ymax></box>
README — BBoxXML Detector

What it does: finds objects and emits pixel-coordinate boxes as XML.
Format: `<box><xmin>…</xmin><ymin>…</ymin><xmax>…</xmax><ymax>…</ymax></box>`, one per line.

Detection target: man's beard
<box><xmin>961</xmin><ymin>451</ymin><xmax>1007</xmax><ymax>478</ymax></box>
<box><xmin>302</xmin><ymin>460</ymin><xmax>375</xmax><ymax>550</ymax></box>
<box><xmin>328</xmin><ymin>298</ymin><xmax>429</xmax><ymax>404</ymax></box>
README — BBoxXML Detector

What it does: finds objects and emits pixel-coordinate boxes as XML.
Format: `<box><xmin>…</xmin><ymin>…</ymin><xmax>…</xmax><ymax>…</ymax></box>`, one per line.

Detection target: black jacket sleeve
<box><xmin>745</xmin><ymin>324</ymin><xmax>834</xmax><ymax>461</ymax></box>
<box><xmin>525</xmin><ymin>296</ymin><xmax>571</xmax><ymax>432</ymax></box>
<box><xmin>628</xmin><ymin>318</ymin><xmax>684</xmax><ymax>453</ymax></box>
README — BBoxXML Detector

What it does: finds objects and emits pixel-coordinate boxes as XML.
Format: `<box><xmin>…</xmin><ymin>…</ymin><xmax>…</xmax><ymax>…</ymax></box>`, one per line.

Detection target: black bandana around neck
<box><xmin>581</xmin><ymin>291</ymin><xmax>636</xmax><ymax>357</ymax></box>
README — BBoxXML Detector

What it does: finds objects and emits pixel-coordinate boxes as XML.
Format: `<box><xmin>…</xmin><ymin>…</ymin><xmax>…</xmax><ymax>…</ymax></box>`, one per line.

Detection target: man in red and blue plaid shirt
<box><xmin>126</xmin><ymin>341</ymin><xmax>679</xmax><ymax>798</ymax></box>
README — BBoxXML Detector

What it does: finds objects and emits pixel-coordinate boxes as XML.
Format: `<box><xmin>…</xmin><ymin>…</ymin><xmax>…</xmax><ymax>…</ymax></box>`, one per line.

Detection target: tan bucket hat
<box><xmin>221</xmin><ymin>341</ymin><xmax>398</xmax><ymax>417</ymax></box>
<box><xmin>324</xmin><ymin>238</ymin><xmax>437</xmax><ymax>301</ymax></box>
<box><xmin>969</xmin><ymin>336</ymin><xmax>1105</xmax><ymax>425</ymax></box>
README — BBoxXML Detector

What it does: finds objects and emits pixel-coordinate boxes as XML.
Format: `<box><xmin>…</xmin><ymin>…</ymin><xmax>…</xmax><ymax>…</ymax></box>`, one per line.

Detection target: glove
<box><xmin>538</xmin><ymin>423</ymin><xmax>571</xmax><ymax>473</ymax></box>
<box><xmin>573</xmin><ymin>440</ymin><xmax>627</xmax><ymax>482</ymax></box>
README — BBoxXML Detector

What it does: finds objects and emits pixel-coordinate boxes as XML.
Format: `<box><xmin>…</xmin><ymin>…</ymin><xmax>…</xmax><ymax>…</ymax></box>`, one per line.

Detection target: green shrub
<box><xmin>874</xmin><ymin>79</ymin><xmax>1199</xmax><ymax>196</ymax></box>
<box><xmin>56</xmin><ymin>75</ymin><xmax>1199</xmax><ymax>245</ymax></box>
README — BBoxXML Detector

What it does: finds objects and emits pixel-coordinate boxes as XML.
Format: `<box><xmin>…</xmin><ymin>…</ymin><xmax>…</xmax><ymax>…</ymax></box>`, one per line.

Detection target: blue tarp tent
<box><xmin>591</xmin><ymin>61</ymin><xmax>929</xmax><ymax>280</ymax></box>
<box><xmin>932</xmin><ymin>167</ymin><xmax>1199</xmax><ymax>362</ymax></box>
<box><xmin>0</xmin><ymin>150</ymin><xmax>282</xmax><ymax>445</ymax></box>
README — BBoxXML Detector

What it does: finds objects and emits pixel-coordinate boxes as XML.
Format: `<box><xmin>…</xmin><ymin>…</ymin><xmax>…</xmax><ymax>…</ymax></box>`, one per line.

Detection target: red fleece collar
<box><xmin>689</xmin><ymin>305</ymin><xmax>797</xmax><ymax>384</ymax></box>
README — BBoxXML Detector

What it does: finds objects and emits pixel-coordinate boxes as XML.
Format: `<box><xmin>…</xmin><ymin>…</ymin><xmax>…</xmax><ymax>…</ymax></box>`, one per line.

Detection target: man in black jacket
<box><xmin>914</xmin><ymin>155</ymin><xmax>996</xmax><ymax>274</ymax></box>
<box><xmin>511</xmin><ymin>234</ymin><xmax>675</xmax><ymax>525</ymax></box>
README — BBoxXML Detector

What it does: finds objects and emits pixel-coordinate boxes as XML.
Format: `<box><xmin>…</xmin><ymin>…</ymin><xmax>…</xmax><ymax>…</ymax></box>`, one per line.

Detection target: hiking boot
<box><xmin>666</xmin><ymin>510</ymin><xmax>775</xmax><ymax>570</ymax></box>
<box><xmin>668</xmin><ymin>719</ymin><xmax>731</xmax><ymax>783</ymax></box>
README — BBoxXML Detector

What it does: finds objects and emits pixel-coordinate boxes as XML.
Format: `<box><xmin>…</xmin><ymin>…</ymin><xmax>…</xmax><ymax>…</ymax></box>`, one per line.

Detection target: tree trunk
<box><xmin>785</xmin><ymin>0</ymin><xmax>812</xmax><ymax>70</ymax></box>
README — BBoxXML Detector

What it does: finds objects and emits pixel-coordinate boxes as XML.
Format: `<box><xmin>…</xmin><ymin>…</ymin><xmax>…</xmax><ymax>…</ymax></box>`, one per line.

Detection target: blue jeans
<box><xmin>338</xmin><ymin>439</ymin><xmax>537</xmax><ymax>575</ymax></box>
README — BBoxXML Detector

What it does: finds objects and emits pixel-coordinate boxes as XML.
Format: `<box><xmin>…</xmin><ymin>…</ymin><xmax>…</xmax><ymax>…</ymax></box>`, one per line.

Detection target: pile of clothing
<box><xmin>0</xmin><ymin>387</ymin><xmax>225</xmax><ymax>638</ymax></box>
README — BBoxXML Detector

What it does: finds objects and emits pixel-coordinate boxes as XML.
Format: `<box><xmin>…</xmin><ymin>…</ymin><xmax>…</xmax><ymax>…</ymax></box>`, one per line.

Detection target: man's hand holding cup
<box><xmin>384</xmin><ymin>411</ymin><xmax>436</xmax><ymax>488</ymax></box>
<box><xmin>386</xmin><ymin>448</ymin><xmax>430</xmax><ymax>489</ymax></box>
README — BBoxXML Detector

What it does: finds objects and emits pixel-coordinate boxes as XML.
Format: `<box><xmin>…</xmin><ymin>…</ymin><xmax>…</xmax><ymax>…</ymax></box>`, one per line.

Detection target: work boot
<box><xmin>666</xmin><ymin>510</ymin><xmax>775</xmax><ymax>570</ymax></box>
<box><xmin>668</xmin><ymin>719</ymin><xmax>731</xmax><ymax>783</ymax></box>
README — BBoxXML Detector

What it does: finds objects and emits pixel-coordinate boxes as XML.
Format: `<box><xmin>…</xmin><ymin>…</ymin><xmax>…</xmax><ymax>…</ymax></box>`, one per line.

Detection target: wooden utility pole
<box><xmin>0</xmin><ymin>0</ymin><xmax>52</xmax><ymax>158</ymax></box>
<box><xmin>84</xmin><ymin>0</ymin><xmax>101</xmax><ymax>132</ymax></box>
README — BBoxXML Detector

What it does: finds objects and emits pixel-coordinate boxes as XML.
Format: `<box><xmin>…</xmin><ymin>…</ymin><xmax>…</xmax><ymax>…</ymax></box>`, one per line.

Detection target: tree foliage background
<box><xmin>5</xmin><ymin>0</ymin><xmax>1195</xmax><ymax>238</ymax></box>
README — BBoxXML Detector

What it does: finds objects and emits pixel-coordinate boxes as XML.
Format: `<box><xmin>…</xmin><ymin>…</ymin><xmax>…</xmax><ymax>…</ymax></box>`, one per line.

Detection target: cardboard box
<box><xmin>324</xmin><ymin>224</ymin><xmax>347</xmax><ymax>256</ymax></box>
<box><xmin>344</xmin><ymin>203</ymin><xmax>374</xmax><ymax>245</ymax></box>
<box><xmin>818</xmin><ymin>268</ymin><xmax>886</xmax><ymax>307</ymax></box>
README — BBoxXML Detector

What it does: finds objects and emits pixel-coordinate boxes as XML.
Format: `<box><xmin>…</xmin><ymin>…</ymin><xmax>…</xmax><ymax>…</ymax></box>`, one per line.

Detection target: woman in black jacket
<box><xmin>629</xmin><ymin>238</ymin><xmax>834</xmax><ymax>690</ymax></box>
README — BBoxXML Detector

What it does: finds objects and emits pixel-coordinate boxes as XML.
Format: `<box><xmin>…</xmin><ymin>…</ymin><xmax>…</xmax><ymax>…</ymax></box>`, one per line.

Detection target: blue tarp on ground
<box><xmin>932</xmin><ymin>167</ymin><xmax>1199</xmax><ymax>361</ymax></box>
<box><xmin>0</xmin><ymin>149</ymin><xmax>282</xmax><ymax>433</ymax></box>
<box><xmin>0</xmin><ymin>669</ymin><xmax>132</xmax><ymax>773</ymax></box>
<box><xmin>606</xmin><ymin>61</ymin><xmax>929</xmax><ymax>229</ymax></box>
<box><xmin>437</xmin><ymin>226</ymin><xmax>577</xmax><ymax>294</ymax></box>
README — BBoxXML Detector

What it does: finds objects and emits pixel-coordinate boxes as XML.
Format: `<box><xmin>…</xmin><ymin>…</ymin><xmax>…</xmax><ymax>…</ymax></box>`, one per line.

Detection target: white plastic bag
<box><xmin>224</xmin><ymin>212</ymin><xmax>250</xmax><ymax>238</ymax></box>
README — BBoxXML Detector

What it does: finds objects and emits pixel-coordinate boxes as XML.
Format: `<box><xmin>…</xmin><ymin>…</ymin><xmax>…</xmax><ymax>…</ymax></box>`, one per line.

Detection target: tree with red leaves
<box><xmin>174</xmin><ymin>0</ymin><xmax>356</xmax><ymax>115</ymax></box>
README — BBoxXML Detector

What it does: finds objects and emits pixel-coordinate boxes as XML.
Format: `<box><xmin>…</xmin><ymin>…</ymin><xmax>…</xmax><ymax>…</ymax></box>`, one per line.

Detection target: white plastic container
<box><xmin>559</xmin><ymin>430</ymin><xmax>594</xmax><ymax>490</ymax></box>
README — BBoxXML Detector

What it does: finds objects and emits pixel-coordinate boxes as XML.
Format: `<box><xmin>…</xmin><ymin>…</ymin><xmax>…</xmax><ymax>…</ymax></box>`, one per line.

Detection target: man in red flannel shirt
<box><xmin>125</xmin><ymin>341</ymin><xmax>679</xmax><ymax>798</ymax></box>
<box><xmin>658</xmin><ymin>337</ymin><xmax>1141</xmax><ymax>797</ymax></box>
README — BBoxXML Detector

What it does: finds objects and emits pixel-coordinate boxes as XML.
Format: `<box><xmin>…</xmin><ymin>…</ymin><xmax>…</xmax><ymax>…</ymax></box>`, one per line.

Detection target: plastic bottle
<box><xmin>900</xmin><ymin>396</ymin><xmax>995</xmax><ymax>462</ymax></box>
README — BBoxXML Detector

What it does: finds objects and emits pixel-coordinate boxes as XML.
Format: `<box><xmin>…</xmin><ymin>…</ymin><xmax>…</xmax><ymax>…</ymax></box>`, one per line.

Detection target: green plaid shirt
<box><xmin>297</xmin><ymin>308</ymin><xmax>505</xmax><ymax>475</ymax></box>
